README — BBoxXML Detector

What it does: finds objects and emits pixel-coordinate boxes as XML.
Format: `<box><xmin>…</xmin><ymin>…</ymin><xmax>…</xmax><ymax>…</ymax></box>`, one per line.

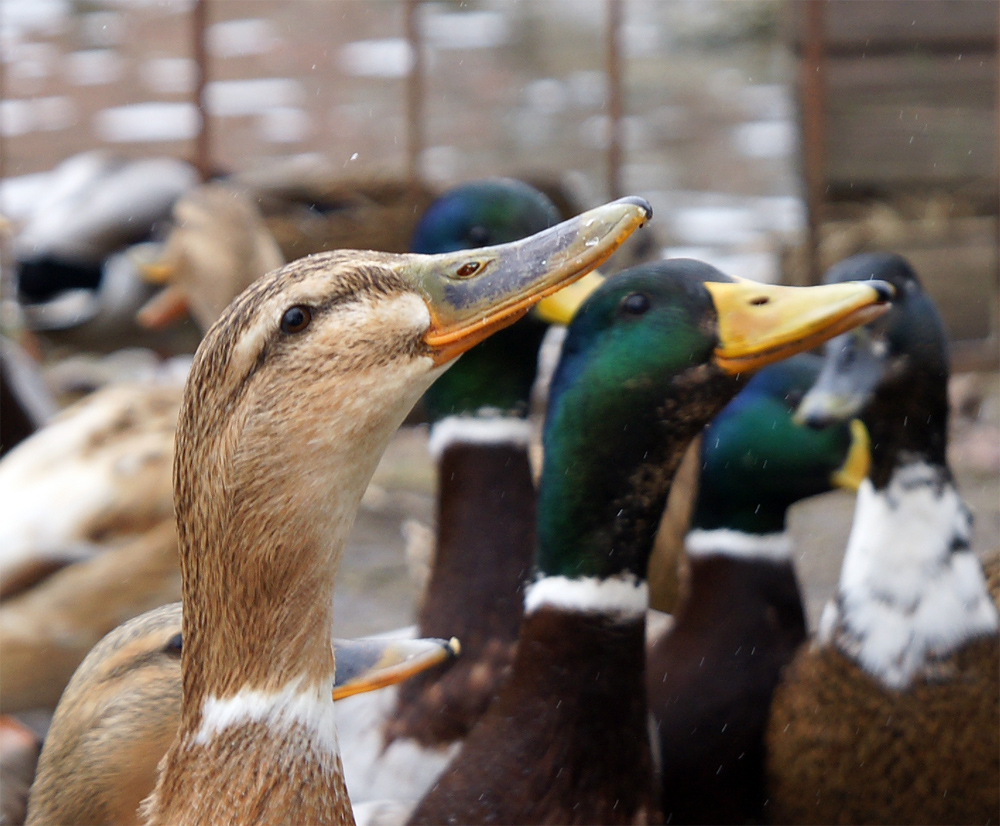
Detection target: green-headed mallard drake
<box><xmin>26</xmin><ymin>601</ymin><xmax>458</xmax><ymax>826</ymax></box>
<box><xmin>408</xmin><ymin>259</ymin><xmax>892</xmax><ymax>825</ymax></box>
<box><xmin>767</xmin><ymin>252</ymin><xmax>999</xmax><ymax>825</ymax></box>
<box><xmin>130</xmin><ymin>198</ymin><xmax>649</xmax><ymax>825</ymax></box>
<box><xmin>338</xmin><ymin>178</ymin><xmax>568</xmax><ymax>804</ymax></box>
<box><xmin>646</xmin><ymin>353</ymin><xmax>868</xmax><ymax>825</ymax></box>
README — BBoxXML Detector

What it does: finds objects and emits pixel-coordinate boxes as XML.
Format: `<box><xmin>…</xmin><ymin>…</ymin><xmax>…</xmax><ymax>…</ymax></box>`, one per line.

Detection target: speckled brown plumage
<box><xmin>385</xmin><ymin>442</ymin><xmax>532</xmax><ymax>747</ymax></box>
<box><xmin>408</xmin><ymin>609</ymin><xmax>658</xmax><ymax>826</ymax></box>
<box><xmin>27</xmin><ymin>603</ymin><xmax>183</xmax><ymax>826</ymax></box>
<box><xmin>765</xmin><ymin>635</ymin><xmax>1000</xmax><ymax>825</ymax></box>
<box><xmin>144</xmin><ymin>722</ymin><xmax>353</xmax><ymax>826</ymax></box>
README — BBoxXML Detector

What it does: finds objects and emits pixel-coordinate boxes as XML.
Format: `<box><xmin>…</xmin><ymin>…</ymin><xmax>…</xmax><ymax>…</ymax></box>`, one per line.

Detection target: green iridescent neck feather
<box><xmin>693</xmin><ymin>355</ymin><xmax>852</xmax><ymax>536</ymax></box>
<box><xmin>423</xmin><ymin>318</ymin><xmax>549</xmax><ymax>421</ymax></box>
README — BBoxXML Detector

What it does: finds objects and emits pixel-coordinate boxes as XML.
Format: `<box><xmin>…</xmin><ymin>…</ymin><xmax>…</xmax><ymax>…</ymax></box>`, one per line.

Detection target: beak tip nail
<box><xmin>871</xmin><ymin>280</ymin><xmax>895</xmax><ymax>302</ymax></box>
<box><xmin>619</xmin><ymin>195</ymin><xmax>653</xmax><ymax>221</ymax></box>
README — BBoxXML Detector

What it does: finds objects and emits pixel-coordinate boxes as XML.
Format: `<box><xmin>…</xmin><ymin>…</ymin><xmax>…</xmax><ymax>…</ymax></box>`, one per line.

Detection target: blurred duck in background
<box><xmin>135</xmin><ymin>182</ymin><xmax>284</xmax><ymax>333</ymax></box>
<box><xmin>12</xmin><ymin>152</ymin><xmax>199</xmax><ymax>352</ymax></box>
<box><xmin>767</xmin><ymin>253</ymin><xmax>999</xmax><ymax>825</ymax></box>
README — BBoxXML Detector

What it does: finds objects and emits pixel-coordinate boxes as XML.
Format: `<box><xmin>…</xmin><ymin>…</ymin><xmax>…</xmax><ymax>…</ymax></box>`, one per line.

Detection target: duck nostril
<box><xmin>750</xmin><ymin>296</ymin><xmax>769</xmax><ymax>306</ymax></box>
<box><xmin>455</xmin><ymin>262</ymin><xmax>482</xmax><ymax>278</ymax></box>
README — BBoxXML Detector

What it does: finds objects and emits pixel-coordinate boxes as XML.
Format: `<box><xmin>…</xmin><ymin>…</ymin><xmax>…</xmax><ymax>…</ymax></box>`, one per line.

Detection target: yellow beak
<box><xmin>704</xmin><ymin>277</ymin><xmax>894</xmax><ymax>374</ymax></box>
<box><xmin>830</xmin><ymin>418</ymin><xmax>871</xmax><ymax>492</ymax></box>
<box><xmin>534</xmin><ymin>271</ymin><xmax>607</xmax><ymax>325</ymax></box>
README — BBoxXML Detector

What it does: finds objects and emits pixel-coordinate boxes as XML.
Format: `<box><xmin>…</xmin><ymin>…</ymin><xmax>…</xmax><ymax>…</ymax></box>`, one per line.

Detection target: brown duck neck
<box><xmin>649</xmin><ymin>544</ymin><xmax>807</xmax><ymax>825</ymax></box>
<box><xmin>389</xmin><ymin>438</ymin><xmax>535</xmax><ymax>745</ymax></box>
<box><xmin>146</xmin><ymin>382</ymin><xmax>411</xmax><ymax>825</ymax></box>
<box><xmin>678</xmin><ymin>534</ymin><xmax>805</xmax><ymax>636</ymax></box>
<box><xmin>410</xmin><ymin>606</ymin><xmax>658</xmax><ymax>825</ymax></box>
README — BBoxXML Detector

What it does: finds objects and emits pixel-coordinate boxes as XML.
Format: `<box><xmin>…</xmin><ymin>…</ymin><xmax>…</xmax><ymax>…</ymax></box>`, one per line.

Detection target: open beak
<box><xmin>331</xmin><ymin>635</ymin><xmax>460</xmax><ymax>700</ymax></box>
<box><xmin>397</xmin><ymin>196</ymin><xmax>651</xmax><ymax>364</ymax></box>
<box><xmin>703</xmin><ymin>277</ymin><xmax>894</xmax><ymax>375</ymax></box>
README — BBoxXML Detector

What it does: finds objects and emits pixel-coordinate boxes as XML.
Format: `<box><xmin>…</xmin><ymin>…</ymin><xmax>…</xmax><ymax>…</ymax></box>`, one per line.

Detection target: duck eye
<box><xmin>164</xmin><ymin>633</ymin><xmax>183</xmax><ymax>656</ymax></box>
<box><xmin>455</xmin><ymin>261</ymin><xmax>482</xmax><ymax>278</ymax></box>
<box><xmin>280</xmin><ymin>305</ymin><xmax>312</xmax><ymax>334</ymax></box>
<box><xmin>619</xmin><ymin>292</ymin><xmax>650</xmax><ymax>316</ymax></box>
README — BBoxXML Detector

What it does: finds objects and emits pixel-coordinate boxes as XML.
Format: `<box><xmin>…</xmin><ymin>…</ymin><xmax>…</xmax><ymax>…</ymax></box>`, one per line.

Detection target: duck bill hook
<box><xmin>704</xmin><ymin>276</ymin><xmax>895</xmax><ymax>375</ymax></box>
<box><xmin>404</xmin><ymin>196</ymin><xmax>652</xmax><ymax>365</ymax></box>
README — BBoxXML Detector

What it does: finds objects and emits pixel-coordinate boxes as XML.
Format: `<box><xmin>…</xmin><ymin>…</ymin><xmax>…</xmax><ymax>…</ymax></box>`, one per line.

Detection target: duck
<box><xmin>231</xmin><ymin>156</ymin><xmax>438</xmax><ymax>263</ymax></box>
<box><xmin>135</xmin><ymin>181</ymin><xmax>285</xmax><ymax>333</ymax></box>
<box><xmin>0</xmin><ymin>178</ymin><xmax>565</xmax><ymax>719</ymax></box>
<box><xmin>13</xmin><ymin>151</ymin><xmax>200</xmax><ymax>354</ymax></box>
<box><xmin>338</xmin><ymin>178</ymin><xmax>572</xmax><ymax>803</ymax></box>
<box><xmin>25</xmin><ymin>600</ymin><xmax>459</xmax><ymax>826</ymax></box>
<box><xmin>0</xmin><ymin>378</ymin><xmax>183</xmax><ymax>602</ymax></box>
<box><xmin>408</xmin><ymin>259</ymin><xmax>892</xmax><ymax>825</ymax></box>
<box><xmin>129</xmin><ymin>197</ymin><xmax>650</xmax><ymax>824</ymax></box>
<box><xmin>766</xmin><ymin>252</ymin><xmax>999</xmax><ymax>824</ymax></box>
<box><xmin>1</xmin><ymin>519</ymin><xmax>180</xmax><ymax>713</ymax></box>
<box><xmin>646</xmin><ymin>353</ymin><xmax>868</xmax><ymax>825</ymax></box>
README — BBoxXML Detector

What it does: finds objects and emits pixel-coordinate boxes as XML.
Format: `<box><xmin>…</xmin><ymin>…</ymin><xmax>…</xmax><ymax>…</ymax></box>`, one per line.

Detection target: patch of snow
<box><xmin>208</xmin><ymin>18</ymin><xmax>279</xmax><ymax>58</ymax></box>
<box><xmin>423</xmin><ymin>10</ymin><xmax>509</xmax><ymax>50</ymax></box>
<box><xmin>140</xmin><ymin>57</ymin><xmax>195</xmax><ymax>94</ymax></box>
<box><xmin>206</xmin><ymin>78</ymin><xmax>305</xmax><ymax>117</ymax></box>
<box><xmin>94</xmin><ymin>102</ymin><xmax>199</xmax><ymax>142</ymax></box>
<box><xmin>80</xmin><ymin>11</ymin><xmax>125</xmax><ymax>47</ymax></box>
<box><xmin>65</xmin><ymin>49</ymin><xmax>124</xmax><ymax>86</ymax></box>
<box><xmin>258</xmin><ymin>108</ymin><xmax>311</xmax><ymax>143</ymax></box>
<box><xmin>339</xmin><ymin>39</ymin><xmax>413</xmax><ymax>78</ymax></box>
<box><xmin>733</xmin><ymin>120</ymin><xmax>797</xmax><ymax>159</ymax></box>
<box><xmin>7</xmin><ymin>41</ymin><xmax>58</xmax><ymax>79</ymax></box>
<box><xmin>0</xmin><ymin>97</ymin><xmax>74</xmax><ymax>137</ymax></box>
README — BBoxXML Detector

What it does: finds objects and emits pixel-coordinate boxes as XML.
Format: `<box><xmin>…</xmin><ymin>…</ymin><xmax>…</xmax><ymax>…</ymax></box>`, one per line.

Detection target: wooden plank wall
<box><xmin>789</xmin><ymin>0</ymin><xmax>997</xmax><ymax>201</ymax></box>
<box><xmin>787</xmin><ymin>1</ymin><xmax>999</xmax><ymax>368</ymax></box>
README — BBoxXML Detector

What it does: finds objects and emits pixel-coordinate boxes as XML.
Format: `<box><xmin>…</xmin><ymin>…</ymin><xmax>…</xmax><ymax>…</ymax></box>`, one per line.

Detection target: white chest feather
<box><xmin>195</xmin><ymin>677</ymin><xmax>339</xmax><ymax>756</ymax></box>
<box><xmin>819</xmin><ymin>463</ymin><xmax>998</xmax><ymax>689</ymax></box>
<box><xmin>524</xmin><ymin>572</ymin><xmax>649</xmax><ymax>618</ymax></box>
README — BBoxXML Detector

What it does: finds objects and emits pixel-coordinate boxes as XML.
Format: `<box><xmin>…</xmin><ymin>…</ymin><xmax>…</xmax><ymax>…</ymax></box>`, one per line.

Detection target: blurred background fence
<box><xmin>2</xmin><ymin>0</ymin><xmax>997</xmax><ymax>362</ymax></box>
